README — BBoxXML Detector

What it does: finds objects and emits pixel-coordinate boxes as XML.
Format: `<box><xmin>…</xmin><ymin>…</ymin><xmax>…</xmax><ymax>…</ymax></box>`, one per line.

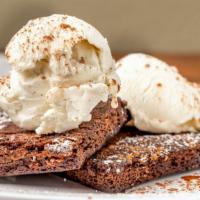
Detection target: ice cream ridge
<box><xmin>117</xmin><ymin>53</ymin><xmax>200</xmax><ymax>133</ymax></box>
<box><xmin>0</xmin><ymin>14</ymin><xmax>119</xmax><ymax>135</ymax></box>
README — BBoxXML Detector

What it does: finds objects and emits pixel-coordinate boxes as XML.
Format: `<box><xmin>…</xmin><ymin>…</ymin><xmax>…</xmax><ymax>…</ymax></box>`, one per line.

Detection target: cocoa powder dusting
<box><xmin>60</xmin><ymin>23</ymin><xmax>76</xmax><ymax>31</ymax></box>
<box><xmin>157</xmin><ymin>83</ymin><xmax>162</xmax><ymax>87</ymax></box>
<box><xmin>128</xmin><ymin>172</ymin><xmax>200</xmax><ymax>194</ymax></box>
<box><xmin>43</xmin><ymin>34</ymin><xmax>54</xmax><ymax>41</ymax></box>
<box><xmin>181</xmin><ymin>175</ymin><xmax>200</xmax><ymax>190</ymax></box>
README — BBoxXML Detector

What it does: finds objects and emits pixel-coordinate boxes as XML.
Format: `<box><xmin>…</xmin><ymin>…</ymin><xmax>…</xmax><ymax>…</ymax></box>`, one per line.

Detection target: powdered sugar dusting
<box><xmin>45</xmin><ymin>139</ymin><xmax>73</xmax><ymax>153</ymax></box>
<box><xmin>93</xmin><ymin>132</ymin><xmax>200</xmax><ymax>174</ymax></box>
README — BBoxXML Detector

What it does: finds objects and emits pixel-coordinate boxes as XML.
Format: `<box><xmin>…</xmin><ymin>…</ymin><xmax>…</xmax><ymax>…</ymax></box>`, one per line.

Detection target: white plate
<box><xmin>0</xmin><ymin>170</ymin><xmax>199</xmax><ymax>200</ymax></box>
<box><xmin>0</xmin><ymin>54</ymin><xmax>199</xmax><ymax>200</ymax></box>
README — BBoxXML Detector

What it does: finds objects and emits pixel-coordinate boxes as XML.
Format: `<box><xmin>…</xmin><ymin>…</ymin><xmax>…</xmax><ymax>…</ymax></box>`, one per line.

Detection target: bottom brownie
<box><xmin>66</xmin><ymin>127</ymin><xmax>200</xmax><ymax>193</ymax></box>
<box><xmin>0</xmin><ymin>98</ymin><xmax>127</xmax><ymax>176</ymax></box>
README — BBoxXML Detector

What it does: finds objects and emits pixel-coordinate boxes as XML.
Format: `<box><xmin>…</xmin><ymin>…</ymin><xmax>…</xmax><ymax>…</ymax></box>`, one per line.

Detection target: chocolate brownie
<box><xmin>0</xmin><ymin>98</ymin><xmax>127</xmax><ymax>176</ymax></box>
<box><xmin>66</xmin><ymin>127</ymin><xmax>200</xmax><ymax>192</ymax></box>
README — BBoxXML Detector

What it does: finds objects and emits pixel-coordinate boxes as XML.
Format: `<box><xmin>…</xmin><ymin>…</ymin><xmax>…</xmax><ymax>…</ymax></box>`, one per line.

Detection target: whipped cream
<box><xmin>116</xmin><ymin>53</ymin><xmax>200</xmax><ymax>133</ymax></box>
<box><xmin>0</xmin><ymin>14</ymin><xmax>119</xmax><ymax>135</ymax></box>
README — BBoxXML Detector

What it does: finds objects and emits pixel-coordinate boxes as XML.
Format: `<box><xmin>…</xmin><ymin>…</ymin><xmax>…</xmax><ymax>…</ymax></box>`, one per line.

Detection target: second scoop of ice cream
<box><xmin>0</xmin><ymin>14</ymin><xmax>119</xmax><ymax>135</ymax></box>
<box><xmin>116</xmin><ymin>53</ymin><xmax>200</xmax><ymax>133</ymax></box>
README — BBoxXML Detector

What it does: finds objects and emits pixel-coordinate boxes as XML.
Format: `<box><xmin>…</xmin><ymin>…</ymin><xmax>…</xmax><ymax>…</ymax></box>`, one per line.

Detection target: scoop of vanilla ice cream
<box><xmin>116</xmin><ymin>53</ymin><xmax>200</xmax><ymax>133</ymax></box>
<box><xmin>0</xmin><ymin>14</ymin><xmax>119</xmax><ymax>135</ymax></box>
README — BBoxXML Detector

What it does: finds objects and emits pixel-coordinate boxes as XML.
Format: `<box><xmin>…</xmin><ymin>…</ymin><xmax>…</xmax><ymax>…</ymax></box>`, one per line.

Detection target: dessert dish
<box><xmin>0</xmin><ymin>14</ymin><xmax>127</xmax><ymax>175</ymax></box>
<box><xmin>116</xmin><ymin>53</ymin><xmax>200</xmax><ymax>134</ymax></box>
<box><xmin>0</xmin><ymin>13</ymin><xmax>199</xmax><ymax>195</ymax></box>
<box><xmin>66</xmin><ymin>127</ymin><xmax>200</xmax><ymax>193</ymax></box>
